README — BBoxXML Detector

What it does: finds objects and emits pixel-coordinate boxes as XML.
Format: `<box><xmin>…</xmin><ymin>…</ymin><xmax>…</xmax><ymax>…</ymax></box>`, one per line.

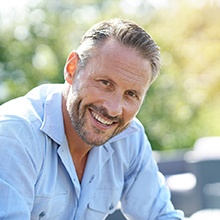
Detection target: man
<box><xmin>0</xmin><ymin>18</ymin><xmax>184</xmax><ymax>219</ymax></box>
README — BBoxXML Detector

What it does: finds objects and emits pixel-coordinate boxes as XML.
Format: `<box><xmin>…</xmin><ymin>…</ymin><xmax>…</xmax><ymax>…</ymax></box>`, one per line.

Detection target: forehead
<box><xmin>86</xmin><ymin>39</ymin><xmax>152</xmax><ymax>91</ymax></box>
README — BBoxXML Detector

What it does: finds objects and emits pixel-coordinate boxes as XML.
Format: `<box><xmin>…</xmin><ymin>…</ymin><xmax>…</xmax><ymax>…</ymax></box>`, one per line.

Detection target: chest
<box><xmin>31</xmin><ymin>143</ymin><xmax>126</xmax><ymax>220</ymax></box>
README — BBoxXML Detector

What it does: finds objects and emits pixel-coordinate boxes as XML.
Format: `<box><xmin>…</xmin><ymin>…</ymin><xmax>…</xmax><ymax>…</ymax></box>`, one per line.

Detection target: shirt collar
<box><xmin>107</xmin><ymin>118</ymin><xmax>141</xmax><ymax>144</ymax></box>
<box><xmin>40</xmin><ymin>85</ymin><xmax>140</xmax><ymax>145</ymax></box>
<box><xmin>40</xmin><ymin>86</ymin><xmax>65</xmax><ymax>145</ymax></box>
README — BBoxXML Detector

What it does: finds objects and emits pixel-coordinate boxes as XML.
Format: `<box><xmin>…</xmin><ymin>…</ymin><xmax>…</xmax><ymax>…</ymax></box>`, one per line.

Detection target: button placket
<box><xmin>109</xmin><ymin>202</ymin><xmax>114</xmax><ymax>211</ymax></box>
<box><xmin>38</xmin><ymin>211</ymin><xmax>46</xmax><ymax>219</ymax></box>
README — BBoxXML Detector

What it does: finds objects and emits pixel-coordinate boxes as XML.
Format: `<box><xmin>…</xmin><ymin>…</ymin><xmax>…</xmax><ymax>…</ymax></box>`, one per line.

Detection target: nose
<box><xmin>103</xmin><ymin>94</ymin><xmax>123</xmax><ymax>117</ymax></box>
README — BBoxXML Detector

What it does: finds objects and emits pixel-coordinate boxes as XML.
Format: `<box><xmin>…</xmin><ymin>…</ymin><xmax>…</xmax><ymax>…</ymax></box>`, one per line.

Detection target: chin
<box><xmin>82</xmin><ymin>133</ymin><xmax>113</xmax><ymax>146</ymax></box>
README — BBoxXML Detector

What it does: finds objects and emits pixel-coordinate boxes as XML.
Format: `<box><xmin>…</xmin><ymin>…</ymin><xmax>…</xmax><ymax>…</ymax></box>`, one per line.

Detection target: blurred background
<box><xmin>0</xmin><ymin>0</ymin><xmax>219</xmax><ymax>151</ymax></box>
<box><xmin>1</xmin><ymin>0</ymin><xmax>220</xmax><ymax>218</ymax></box>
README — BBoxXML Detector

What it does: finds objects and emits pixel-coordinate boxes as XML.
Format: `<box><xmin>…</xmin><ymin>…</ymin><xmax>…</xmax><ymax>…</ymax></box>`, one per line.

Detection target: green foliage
<box><xmin>0</xmin><ymin>0</ymin><xmax>219</xmax><ymax>150</ymax></box>
<box><xmin>137</xmin><ymin>1</ymin><xmax>220</xmax><ymax>150</ymax></box>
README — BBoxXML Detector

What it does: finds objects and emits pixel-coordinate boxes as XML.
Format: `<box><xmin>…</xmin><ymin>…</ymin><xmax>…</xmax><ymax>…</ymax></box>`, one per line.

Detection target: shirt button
<box><xmin>109</xmin><ymin>203</ymin><xmax>114</xmax><ymax>210</ymax></box>
<box><xmin>39</xmin><ymin>211</ymin><xmax>46</xmax><ymax>219</ymax></box>
<box><xmin>89</xmin><ymin>175</ymin><xmax>95</xmax><ymax>183</ymax></box>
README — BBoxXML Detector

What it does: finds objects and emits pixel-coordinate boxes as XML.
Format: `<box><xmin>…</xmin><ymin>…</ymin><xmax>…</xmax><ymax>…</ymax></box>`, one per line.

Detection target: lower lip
<box><xmin>89</xmin><ymin>109</ymin><xmax>115</xmax><ymax>131</ymax></box>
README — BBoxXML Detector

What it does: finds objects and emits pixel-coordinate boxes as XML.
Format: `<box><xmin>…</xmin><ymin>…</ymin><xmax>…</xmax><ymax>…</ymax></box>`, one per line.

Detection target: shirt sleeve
<box><xmin>120</xmin><ymin>129</ymin><xmax>184</xmax><ymax>220</ymax></box>
<box><xmin>0</xmin><ymin>179</ymin><xmax>30</xmax><ymax>219</ymax></box>
<box><xmin>0</xmin><ymin>119</ymin><xmax>42</xmax><ymax>219</ymax></box>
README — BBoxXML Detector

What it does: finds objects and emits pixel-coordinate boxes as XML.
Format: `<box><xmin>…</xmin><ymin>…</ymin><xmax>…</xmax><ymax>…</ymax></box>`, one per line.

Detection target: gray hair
<box><xmin>76</xmin><ymin>18</ymin><xmax>161</xmax><ymax>83</ymax></box>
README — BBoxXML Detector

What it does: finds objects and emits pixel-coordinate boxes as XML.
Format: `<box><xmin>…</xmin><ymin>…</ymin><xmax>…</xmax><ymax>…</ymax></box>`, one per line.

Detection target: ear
<box><xmin>64</xmin><ymin>51</ymin><xmax>79</xmax><ymax>84</ymax></box>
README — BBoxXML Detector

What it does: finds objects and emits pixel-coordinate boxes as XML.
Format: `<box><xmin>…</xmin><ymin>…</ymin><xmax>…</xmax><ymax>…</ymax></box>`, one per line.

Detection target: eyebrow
<box><xmin>104</xmin><ymin>75</ymin><xmax>144</xmax><ymax>98</ymax></box>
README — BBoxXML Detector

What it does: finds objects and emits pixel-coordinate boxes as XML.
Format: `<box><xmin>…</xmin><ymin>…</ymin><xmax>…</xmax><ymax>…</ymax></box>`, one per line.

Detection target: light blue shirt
<box><xmin>0</xmin><ymin>84</ymin><xmax>184</xmax><ymax>220</ymax></box>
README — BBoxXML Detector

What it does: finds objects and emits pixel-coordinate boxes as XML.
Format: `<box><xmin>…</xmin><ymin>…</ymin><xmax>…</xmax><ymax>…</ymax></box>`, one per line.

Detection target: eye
<box><xmin>98</xmin><ymin>78</ymin><xmax>114</xmax><ymax>91</ymax></box>
<box><xmin>100</xmin><ymin>80</ymin><xmax>111</xmax><ymax>86</ymax></box>
<box><xmin>126</xmin><ymin>90</ymin><xmax>138</xmax><ymax>98</ymax></box>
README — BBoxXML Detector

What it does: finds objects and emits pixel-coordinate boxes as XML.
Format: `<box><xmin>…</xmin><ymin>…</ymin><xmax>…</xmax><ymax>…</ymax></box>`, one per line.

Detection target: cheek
<box><xmin>66</xmin><ymin>93</ymin><xmax>77</xmax><ymax>114</ymax></box>
<box><xmin>76</xmin><ymin>81</ymin><xmax>96</xmax><ymax>96</ymax></box>
<box><xmin>123</xmin><ymin>104</ymin><xmax>140</xmax><ymax>122</ymax></box>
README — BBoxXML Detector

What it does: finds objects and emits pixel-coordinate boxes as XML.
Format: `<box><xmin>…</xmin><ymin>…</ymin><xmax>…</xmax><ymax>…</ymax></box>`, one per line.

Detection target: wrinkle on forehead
<box><xmin>97</xmin><ymin>39</ymin><xmax>152</xmax><ymax>90</ymax></box>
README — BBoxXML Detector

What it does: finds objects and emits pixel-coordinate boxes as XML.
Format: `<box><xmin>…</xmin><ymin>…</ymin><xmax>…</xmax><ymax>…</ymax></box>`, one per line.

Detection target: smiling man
<box><xmin>0</xmin><ymin>18</ymin><xmax>184</xmax><ymax>219</ymax></box>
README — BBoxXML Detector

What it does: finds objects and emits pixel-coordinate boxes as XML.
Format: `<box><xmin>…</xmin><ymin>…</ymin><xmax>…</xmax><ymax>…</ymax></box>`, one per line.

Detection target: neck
<box><xmin>62</xmin><ymin>96</ymin><xmax>92</xmax><ymax>182</ymax></box>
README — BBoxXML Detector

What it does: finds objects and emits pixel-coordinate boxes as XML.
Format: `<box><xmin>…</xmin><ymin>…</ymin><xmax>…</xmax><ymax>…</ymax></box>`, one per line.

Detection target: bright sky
<box><xmin>0</xmin><ymin>0</ymin><xmax>217</xmax><ymax>28</ymax></box>
<box><xmin>0</xmin><ymin>0</ymin><xmax>215</xmax><ymax>17</ymax></box>
<box><xmin>0</xmin><ymin>0</ymin><xmax>42</xmax><ymax>27</ymax></box>
<box><xmin>0</xmin><ymin>0</ymin><xmax>32</xmax><ymax>15</ymax></box>
<box><xmin>0</xmin><ymin>0</ymin><xmax>42</xmax><ymax>28</ymax></box>
<box><xmin>1</xmin><ymin>0</ymin><xmax>29</xmax><ymax>9</ymax></box>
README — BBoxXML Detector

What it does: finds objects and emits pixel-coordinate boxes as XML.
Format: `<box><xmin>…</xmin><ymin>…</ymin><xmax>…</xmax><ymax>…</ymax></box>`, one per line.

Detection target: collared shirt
<box><xmin>0</xmin><ymin>84</ymin><xmax>184</xmax><ymax>220</ymax></box>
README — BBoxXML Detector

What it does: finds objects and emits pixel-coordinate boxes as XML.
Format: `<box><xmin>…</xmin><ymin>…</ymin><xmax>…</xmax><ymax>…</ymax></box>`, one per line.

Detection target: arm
<box><xmin>0</xmin><ymin>179</ymin><xmax>30</xmax><ymax>219</ymax></box>
<box><xmin>0</xmin><ymin>119</ymin><xmax>42</xmax><ymax>219</ymax></box>
<box><xmin>120</xmin><ymin>129</ymin><xmax>184</xmax><ymax>220</ymax></box>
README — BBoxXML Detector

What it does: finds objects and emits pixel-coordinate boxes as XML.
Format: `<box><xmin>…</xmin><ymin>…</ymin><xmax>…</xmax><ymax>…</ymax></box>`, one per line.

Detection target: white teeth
<box><xmin>91</xmin><ymin>111</ymin><xmax>113</xmax><ymax>125</ymax></box>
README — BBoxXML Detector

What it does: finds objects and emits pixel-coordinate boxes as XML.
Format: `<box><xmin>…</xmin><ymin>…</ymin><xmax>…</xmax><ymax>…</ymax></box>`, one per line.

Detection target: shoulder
<box><xmin>0</xmin><ymin>84</ymin><xmax>63</xmax><ymax>123</ymax></box>
<box><xmin>0</xmin><ymin>83</ymin><xmax>63</xmax><ymax>157</ymax></box>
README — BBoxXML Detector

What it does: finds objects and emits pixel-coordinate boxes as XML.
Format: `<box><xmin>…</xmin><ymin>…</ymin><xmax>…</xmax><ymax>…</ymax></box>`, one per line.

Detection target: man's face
<box><xmin>66</xmin><ymin>39</ymin><xmax>152</xmax><ymax>146</ymax></box>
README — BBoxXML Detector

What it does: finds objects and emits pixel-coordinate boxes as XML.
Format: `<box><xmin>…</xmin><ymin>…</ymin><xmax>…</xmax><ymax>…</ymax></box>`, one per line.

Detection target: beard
<box><xmin>66</xmin><ymin>92</ymin><xmax>129</xmax><ymax>147</ymax></box>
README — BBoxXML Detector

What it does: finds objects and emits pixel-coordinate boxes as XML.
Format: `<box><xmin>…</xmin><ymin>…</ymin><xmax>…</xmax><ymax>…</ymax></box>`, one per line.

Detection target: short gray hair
<box><xmin>77</xmin><ymin>18</ymin><xmax>161</xmax><ymax>83</ymax></box>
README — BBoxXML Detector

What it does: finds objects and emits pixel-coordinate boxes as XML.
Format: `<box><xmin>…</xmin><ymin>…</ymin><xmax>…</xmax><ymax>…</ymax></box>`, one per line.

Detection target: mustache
<box><xmin>88</xmin><ymin>104</ymin><xmax>122</xmax><ymax>123</ymax></box>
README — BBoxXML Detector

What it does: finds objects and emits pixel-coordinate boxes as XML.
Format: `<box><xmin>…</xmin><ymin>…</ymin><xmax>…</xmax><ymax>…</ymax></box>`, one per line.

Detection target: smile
<box><xmin>91</xmin><ymin>110</ymin><xmax>114</xmax><ymax>126</ymax></box>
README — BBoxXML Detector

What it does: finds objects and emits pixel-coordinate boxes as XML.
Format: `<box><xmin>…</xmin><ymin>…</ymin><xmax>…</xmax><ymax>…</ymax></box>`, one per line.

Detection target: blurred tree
<box><xmin>0</xmin><ymin>0</ymin><xmax>219</xmax><ymax>150</ymax></box>
<box><xmin>137</xmin><ymin>0</ymin><xmax>220</xmax><ymax>150</ymax></box>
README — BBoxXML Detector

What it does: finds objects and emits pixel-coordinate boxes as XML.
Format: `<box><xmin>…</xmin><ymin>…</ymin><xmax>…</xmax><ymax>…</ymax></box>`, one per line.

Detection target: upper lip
<box><xmin>90</xmin><ymin>109</ymin><xmax>115</xmax><ymax>126</ymax></box>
